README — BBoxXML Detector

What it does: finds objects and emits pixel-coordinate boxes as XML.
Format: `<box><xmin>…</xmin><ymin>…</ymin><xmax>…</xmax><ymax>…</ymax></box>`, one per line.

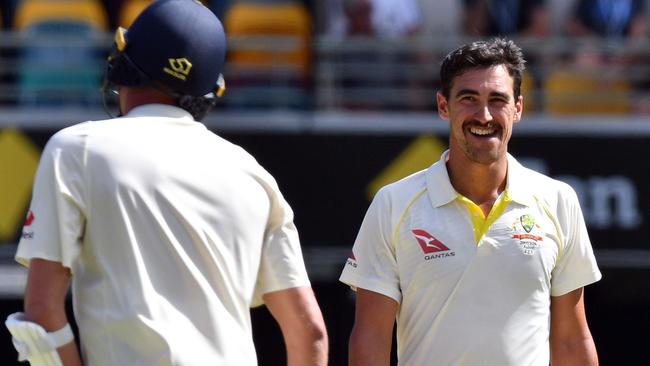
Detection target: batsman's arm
<box><xmin>349</xmin><ymin>288</ymin><xmax>397</xmax><ymax>366</ymax></box>
<box><xmin>24</xmin><ymin>258</ymin><xmax>83</xmax><ymax>366</ymax></box>
<box><xmin>263</xmin><ymin>286</ymin><xmax>328</xmax><ymax>366</ymax></box>
<box><xmin>550</xmin><ymin>287</ymin><xmax>598</xmax><ymax>366</ymax></box>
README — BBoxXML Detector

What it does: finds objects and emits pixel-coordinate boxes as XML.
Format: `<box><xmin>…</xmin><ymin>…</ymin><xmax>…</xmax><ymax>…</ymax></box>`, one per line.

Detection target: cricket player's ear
<box><xmin>436</xmin><ymin>91</ymin><xmax>450</xmax><ymax>120</ymax></box>
<box><xmin>514</xmin><ymin>95</ymin><xmax>523</xmax><ymax>123</ymax></box>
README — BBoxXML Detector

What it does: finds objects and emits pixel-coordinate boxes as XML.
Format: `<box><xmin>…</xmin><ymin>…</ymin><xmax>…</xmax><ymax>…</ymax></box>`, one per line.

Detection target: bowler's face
<box><xmin>437</xmin><ymin>65</ymin><xmax>523</xmax><ymax>165</ymax></box>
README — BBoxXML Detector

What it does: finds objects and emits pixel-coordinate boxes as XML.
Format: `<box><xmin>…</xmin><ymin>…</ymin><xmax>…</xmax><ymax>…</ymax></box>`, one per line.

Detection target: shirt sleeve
<box><xmin>251</xmin><ymin>174</ymin><xmax>310</xmax><ymax>307</ymax></box>
<box><xmin>550</xmin><ymin>186</ymin><xmax>602</xmax><ymax>297</ymax></box>
<box><xmin>339</xmin><ymin>188</ymin><xmax>401</xmax><ymax>303</ymax></box>
<box><xmin>15</xmin><ymin>130</ymin><xmax>86</xmax><ymax>272</ymax></box>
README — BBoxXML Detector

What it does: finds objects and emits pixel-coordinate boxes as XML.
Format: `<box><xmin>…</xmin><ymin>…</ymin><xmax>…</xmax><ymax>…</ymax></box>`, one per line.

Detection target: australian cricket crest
<box><xmin>520</xmin><ymin>214</ymin><xmax>535</xmax><ymax>233</ymax></box>
<box><xmin>511</xmin><ymin>213</ymin><xmax>543</xmax><ymax>255</ymax></box>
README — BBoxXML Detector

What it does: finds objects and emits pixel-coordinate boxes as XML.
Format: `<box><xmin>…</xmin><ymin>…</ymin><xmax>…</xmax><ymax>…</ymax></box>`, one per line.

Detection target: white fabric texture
<box><xmin>16</xmin><ymin>104</ymin><xmax>310</xmax><ymax>366</ymax></box>
<box><xmin>5</xmin><ymin>312</ymin><xmax>73</xmax><ymax>365</ymax></box>
<box><xmin>340</xmin><ymin>151</ymin><xmax>601</xmax><ymax>366</ymax></box>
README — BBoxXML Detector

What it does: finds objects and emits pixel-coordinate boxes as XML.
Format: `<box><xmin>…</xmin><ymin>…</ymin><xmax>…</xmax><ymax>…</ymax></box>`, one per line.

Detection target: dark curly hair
<box><xmin>439</xmin><ymin>38</ymin><xmax>526</xmax><ymax>100</ymax></box>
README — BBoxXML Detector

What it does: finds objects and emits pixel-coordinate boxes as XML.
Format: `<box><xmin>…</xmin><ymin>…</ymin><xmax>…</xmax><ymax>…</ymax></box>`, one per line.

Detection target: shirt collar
<box><xmin>425</xmin><ymin>150</ymin><xmax>457</xmax><ymax>208</ymax></box>
<box><xmin>124</xmin><ymin>104</ymin><xmax>194</xmax><ymax>121</ymax></box>
<box><xmin>504</xmin><ymin>153</ymin><xmax>536</xmax><ymax>207</ymax></box>
<box><xmin>425</xmin><ymin>150</ymin><xmax>535</xmax><ymax>208</ymax></box>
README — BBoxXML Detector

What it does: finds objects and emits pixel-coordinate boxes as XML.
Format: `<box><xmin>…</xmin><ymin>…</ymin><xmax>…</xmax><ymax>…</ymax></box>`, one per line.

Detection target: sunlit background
<box><xmin>1</xmin><ymin>0</ymin><xmax>649</xmax><ymax>364</ymax></box>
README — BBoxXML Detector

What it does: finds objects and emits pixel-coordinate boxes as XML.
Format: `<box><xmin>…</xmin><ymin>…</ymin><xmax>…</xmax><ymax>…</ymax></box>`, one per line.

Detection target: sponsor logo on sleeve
<box><xmin>21</xmin><ymin>211</ymin><xmax>35</xmax><ymax>239</ymax></box>
<box><xmin>24</xmin><ymin>211</ymin><xmax>35</xmax><ymax>226</ymax></box>
<box><xmin>412</xmin><ymin>229</ymin><xmax>455</xmax><ymax>260</ymax></box>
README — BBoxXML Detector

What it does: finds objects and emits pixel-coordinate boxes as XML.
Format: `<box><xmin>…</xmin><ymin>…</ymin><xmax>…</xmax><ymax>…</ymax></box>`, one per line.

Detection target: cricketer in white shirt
<box><xmin>340</xmin><ymin>150</ymin><xmax>602</xmax><ymax>365</ymax></box>
<box><xmin>16</xmin><ymin>104</ymin><xmax>312</xmax><ymax>365</ymax></box>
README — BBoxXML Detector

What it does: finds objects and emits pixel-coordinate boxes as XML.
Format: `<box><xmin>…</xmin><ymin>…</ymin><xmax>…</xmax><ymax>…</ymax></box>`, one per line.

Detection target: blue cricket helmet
<box><xmin>108</xmin><ymin>0</ymin><xmax>227</xmax><ymax>97</ymax></box>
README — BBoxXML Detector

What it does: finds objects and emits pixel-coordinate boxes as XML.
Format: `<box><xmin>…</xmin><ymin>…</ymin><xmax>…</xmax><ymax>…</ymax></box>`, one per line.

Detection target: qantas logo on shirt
<box><xmin>412</xmin><ymin>229</ymin><xmax>449</xmax><ymax>253</ymax></box>
<box><xmin>24</xmin><ymin>211</ymin><xmax>35</xmax><ymax>226</ymax></box>
<box><xmin>412</xmin><ymin>229</ymin><xmax>455</xmax><ymax>260</ymax></box>
<box><xmin>21</xmin><ymin>211</ymin><xmax>35</xmax><ymax>240</ymax></box>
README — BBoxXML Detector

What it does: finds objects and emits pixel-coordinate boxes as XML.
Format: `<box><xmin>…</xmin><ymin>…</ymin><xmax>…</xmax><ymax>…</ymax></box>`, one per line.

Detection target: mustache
<box><xmin>464</xmin><ymin>120</ymin><xmax>499</xmax><ymax>129</ymax></box>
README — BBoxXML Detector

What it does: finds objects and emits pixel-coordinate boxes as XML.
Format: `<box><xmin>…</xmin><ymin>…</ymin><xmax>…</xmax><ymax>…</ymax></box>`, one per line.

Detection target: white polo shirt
<box><xmin>340</xmin><ymin>151</ymin><xmax>601</xmax><ymax>366</ymax></box>
<box><xmin>17</xmin><ymin>104</ymin><xmax>311</xmax><ymax>366</ymax></box>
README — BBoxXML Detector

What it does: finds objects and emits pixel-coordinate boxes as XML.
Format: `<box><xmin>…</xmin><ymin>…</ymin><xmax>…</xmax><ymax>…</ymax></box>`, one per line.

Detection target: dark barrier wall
<box><xmin>1</xmin><ymin>129</ymin><xmax>649</xmax><ymax>365</ymax></box>
<box><xmin>6</xmin><ymin>130</ymin><xmax>650</xmax><ymax>251</ymax></box>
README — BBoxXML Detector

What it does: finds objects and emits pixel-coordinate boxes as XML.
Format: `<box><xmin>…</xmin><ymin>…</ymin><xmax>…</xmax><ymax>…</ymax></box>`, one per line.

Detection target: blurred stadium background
<box><xmin>1</xmin><ymin>0</ymin><xmax>649</xmax><ymax>364</ymax></box>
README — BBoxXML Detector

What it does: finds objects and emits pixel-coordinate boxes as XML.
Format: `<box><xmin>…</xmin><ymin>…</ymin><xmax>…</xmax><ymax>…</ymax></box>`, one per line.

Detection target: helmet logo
<box><xmin>163</xmin><ymin>58</ymin><xmax>192</xmax><ymax>81</ymax></box>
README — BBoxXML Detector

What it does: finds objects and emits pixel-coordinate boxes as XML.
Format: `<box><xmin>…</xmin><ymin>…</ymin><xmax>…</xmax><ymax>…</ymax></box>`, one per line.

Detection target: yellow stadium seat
<box><xmin>520</xmin><ymin>71</ymin><xmax>536</xmax><ymax>112</ymax></box>
<box><xmin>13</xmin><ymin>0</ymin><xmax>107</xmax><ymax>106</ymax></box>
<box><xmin>13</xmin><ymin>0</ymin><xmax>108</xmax><ymax>30</ymax></box>
<box><xmin>224</xmin><ymin>2</ymin><xmax>312</xmax><ymax>75</ymax></box>
<box><xmin>544</xmin><ymin>69</ymin><xmax>631</xmax><ymax>115</ymax></box>
<box><xmin>117</xmin><ymin>0</ymin><xmax>154</xmax><ymax>28</ymax></box>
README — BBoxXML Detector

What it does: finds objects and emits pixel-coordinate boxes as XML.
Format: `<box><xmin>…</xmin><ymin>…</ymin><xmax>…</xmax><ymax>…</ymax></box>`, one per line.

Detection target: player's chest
<box><xmin>394</xmin><ymin>203</ymin><xmax>561</xmax><ymax>284</ymax></box>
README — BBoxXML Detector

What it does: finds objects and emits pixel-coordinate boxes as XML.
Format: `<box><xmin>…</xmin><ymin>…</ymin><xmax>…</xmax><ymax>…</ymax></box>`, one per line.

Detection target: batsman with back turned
<box><xmin>5</xmin><ymin>1</ymin><xmax>328</xmax><ymax>365</ymax></box>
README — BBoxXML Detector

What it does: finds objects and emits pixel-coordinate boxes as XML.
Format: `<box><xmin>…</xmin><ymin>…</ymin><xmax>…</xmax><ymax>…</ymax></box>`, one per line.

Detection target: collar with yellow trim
<box><xmin>425</xmin><ymin>150</ymin><xmax>457</xmax><ymax>208</ymax></box>
<box><xmin>424</xmin><ymin>150</ymin><xmax>536</xmax><ymax>209</ymax></box>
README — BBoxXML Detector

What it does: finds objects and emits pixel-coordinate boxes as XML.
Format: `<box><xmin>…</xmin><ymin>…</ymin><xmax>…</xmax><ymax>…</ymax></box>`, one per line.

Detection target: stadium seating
<box><xmin>13</xmin><ymin>0</ymin><xmax>108</xmax><ymax>107</ymax></box>
<box><xmin>116</xmin><ymin>0</ymin><xmax>153</xmax><ymax>28</ymax></box>
<box><xmin>520</xmin><ymin>71</ymin><xmax>537</xmax><ymax>112</ymax></box>
<box><xmin>223</xmin><ymin>0</ymin><xmax>312</xmax><ymax>109</ymax></box>
<box><xmin>544</xmin><ymin>69</ymin><xmax>631</xmax><ymax>115</ymax></box>
<box><xmin>13</xmin><ymin>0</ymin><xmax>107</xmax><ymax>30</ymax></box>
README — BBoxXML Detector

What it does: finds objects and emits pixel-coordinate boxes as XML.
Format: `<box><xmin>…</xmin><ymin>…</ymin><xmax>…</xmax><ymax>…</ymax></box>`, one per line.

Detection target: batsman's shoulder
<box><xmin>45</xmin><ymin>120</ymin><xmax>96</xmax><ymax>150</ymax></box>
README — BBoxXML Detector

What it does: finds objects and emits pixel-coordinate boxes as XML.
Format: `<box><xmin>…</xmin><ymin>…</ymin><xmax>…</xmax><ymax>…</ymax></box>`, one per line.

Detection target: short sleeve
<box><xmin>251</xmin><ymin>176</ymin><xmax>310</xmax><ymax>307</ymax></box>
<box><xmin>15</xmin><ymin>130</ymin><xmax>86</xmax><ymax>271</ymax></box>
<box><xmin>339</xmin><ymin>188</ymin><xmax>401</xmax><ymax>303</ymax></box>
<box><xmin>550</xmin><ymin>187</ymin><xmax>602</xmax><ymax>297</ymax></box>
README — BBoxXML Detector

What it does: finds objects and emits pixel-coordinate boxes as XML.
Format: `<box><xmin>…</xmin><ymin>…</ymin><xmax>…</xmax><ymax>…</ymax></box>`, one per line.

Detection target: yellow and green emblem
<box><xmin>520</xmin><ymin>214</ymin><xmax>535</xmax><ymax>233</ymax></box>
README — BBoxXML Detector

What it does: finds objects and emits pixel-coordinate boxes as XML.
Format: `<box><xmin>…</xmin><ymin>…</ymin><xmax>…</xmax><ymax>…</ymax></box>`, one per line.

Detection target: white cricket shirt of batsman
<box><xmin>17</xmin><ymin>104</ymin><xmax>311</xmax><ymax>365</ymax></box>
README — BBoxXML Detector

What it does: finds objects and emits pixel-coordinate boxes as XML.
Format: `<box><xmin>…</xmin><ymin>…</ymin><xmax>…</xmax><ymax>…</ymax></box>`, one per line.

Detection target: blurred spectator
<box><xmin>324</xmin><ymin>0</ymin><xmax>421</xmax><ymax>39</ymax></box>
<box><xmin>557</xmin><ymin>0</ymin><xmax>647</xmax><ymax>115</ymax></box>
<box><xmin>566</xmin><ymin>0</ymin><xmax>647</xmax><ymax>38</ymax></box>
<box><xmin>460</xmin><ymin>0</ymin><xmax>550</xmax><ymax>113</ymax></box>
<box><xmin>416</xmin><ymin>0</ymin><xmax>462</xmax><ymax>38</ymax></box>
<box><xmin>370</xmin><ymin>0</ymin><xmax>421</xmax><ymax>39</ymax></box>
<box><xmin>462</xmin><ymin>0</ymin><xmax>550</xmax><ymax>37</ymax></box>
<box><xmin>0</xmin><ymin>0</ymin><xmax>18</xmax><ymax>29</ymax></box>
<box><xmin>323</xmin><ymin>0</ymin><xmax>371</xmax><ymax>37</ymax></box>
<box><xmin>547</xmin><ymin>0</ymin><xmax>578</xmax><ymax>36</ymax></box>
<box><xmin>320</xmin><ymin>0</ymin><xmax>430</xmax><ymax>111</ymax></box>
